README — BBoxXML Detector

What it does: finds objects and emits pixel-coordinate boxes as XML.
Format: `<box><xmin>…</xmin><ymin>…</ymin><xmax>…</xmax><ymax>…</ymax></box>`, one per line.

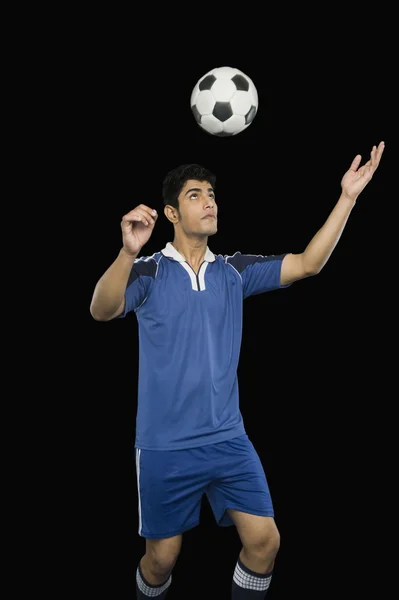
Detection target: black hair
<box><xmin>162</xmin><ymin>164</ymin><xmax>216</xmax><ymax>210</ymax></box>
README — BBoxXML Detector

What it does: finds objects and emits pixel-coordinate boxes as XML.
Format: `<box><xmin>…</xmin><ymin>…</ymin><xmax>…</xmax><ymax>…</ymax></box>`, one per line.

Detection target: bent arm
<box><xmin>90</xmin><ymin>248</ymin><xmax>137</xmax><ymax>321</ymax></box>
<box><xmin>281</xmin><ymin>193</ymin><xmax>355</xmax><ymax>286</ymax></box>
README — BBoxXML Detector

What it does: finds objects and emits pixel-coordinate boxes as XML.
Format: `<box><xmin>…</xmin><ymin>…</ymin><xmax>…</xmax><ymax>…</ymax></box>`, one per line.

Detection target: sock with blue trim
<box><xmin>231</xmin><ymin>555</ymin><xmax>273</xmax><ymax>598</ymax></box>
<box><xmin>135</xmin><ymin>561</ymin><xmax>172</xmax><ymax>599</ymax></box>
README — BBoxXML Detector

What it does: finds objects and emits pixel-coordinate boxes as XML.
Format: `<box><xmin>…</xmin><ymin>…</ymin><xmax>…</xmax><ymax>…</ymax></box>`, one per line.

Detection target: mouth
<box><xmin>202</xmin><ymin>216</ymin><xmax>216</xmax><ymax>220</ymax></box>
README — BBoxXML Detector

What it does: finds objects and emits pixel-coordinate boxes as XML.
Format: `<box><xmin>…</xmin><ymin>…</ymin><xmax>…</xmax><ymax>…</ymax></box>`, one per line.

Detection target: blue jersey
<box><xmin>118</xmin><ymin>242</ymin><xmax>288</xmax><ymax>451</ymax></box>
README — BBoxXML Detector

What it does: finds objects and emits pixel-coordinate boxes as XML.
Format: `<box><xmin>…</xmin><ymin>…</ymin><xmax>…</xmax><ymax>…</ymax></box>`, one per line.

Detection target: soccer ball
<box><xmin>190</xmin><ymin>66</ymin><xmax>258</xmax><ymax>137</ymax></box>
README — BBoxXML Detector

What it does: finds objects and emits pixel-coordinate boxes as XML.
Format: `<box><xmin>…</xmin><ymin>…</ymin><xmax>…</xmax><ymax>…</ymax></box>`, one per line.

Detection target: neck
<box><xmin>171</xmin><ymin>234</ymin><xmax>208</xmax><ymax>266</ymax></box>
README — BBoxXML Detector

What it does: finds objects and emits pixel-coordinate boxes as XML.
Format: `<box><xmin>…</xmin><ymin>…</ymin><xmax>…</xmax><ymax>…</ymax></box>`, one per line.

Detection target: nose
<box><xmin>205</xmin><ymin>197</ymin><xmax>215</xmax><ymax>209</ymax></box>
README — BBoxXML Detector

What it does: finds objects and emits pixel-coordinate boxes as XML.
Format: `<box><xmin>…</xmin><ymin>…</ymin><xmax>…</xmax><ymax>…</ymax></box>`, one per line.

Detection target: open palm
<box><xmin>341</xmin><ymin>141</ymin><xmax>385</xmax><ymax>200</ymax></box>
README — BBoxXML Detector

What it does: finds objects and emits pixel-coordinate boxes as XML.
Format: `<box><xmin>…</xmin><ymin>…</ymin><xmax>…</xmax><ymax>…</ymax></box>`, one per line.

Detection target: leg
<box><xmin>204</xmin><ymin>436</ymin><xmax>278</xmax><ymax>596</ymax></box>
<box><xmin>227</xmin><ymin>510</ymin><xmax>280</xmax><ymax>574</ymax></box>
<box><xmin>140</xmin><ymin>534</ymin><xmax>183</xmax><ymax>585</ymax></box>
<box><xmin>228</xmin><ymin>510</ymin><xmax>280</xmax><ymax>598</ymax></box>
<box><xmin>134</xmin><ymin>444</ymin><xmax>205</xmax><ymax>596</ymax></box>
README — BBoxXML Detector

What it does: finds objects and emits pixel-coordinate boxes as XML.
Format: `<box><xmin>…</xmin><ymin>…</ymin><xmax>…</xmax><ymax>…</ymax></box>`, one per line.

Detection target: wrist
<box><xmin>339</xmin><ymin>191</ymin><xmax>357</xmax><ymax>206</ymax></box>
<box><xmin>120</xmin><ymin>247</ymin><xmax>138</xmax><ymax>261</ymax></box>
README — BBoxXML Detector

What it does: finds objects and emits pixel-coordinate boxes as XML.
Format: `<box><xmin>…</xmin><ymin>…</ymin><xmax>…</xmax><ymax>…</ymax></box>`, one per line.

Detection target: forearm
<box><xmin>90</xmin><ymin>248</ymin><xmax>137</xmax><ymax>320</ymax></box>
<box><xmin>302</xmin><ymin>193</ymin><xmax>356</xmax><ymax>274</ymax></box>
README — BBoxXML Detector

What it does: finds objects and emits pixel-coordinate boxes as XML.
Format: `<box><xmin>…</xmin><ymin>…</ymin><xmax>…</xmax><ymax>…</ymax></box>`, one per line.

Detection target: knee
<box><xmin>150</xmin><ymin>552</ymin><xmax>179</xmax><ymax>576</ymax></box>
<box><xmin>267</xmin><ymin>527</ymin><xmax>280</xmax><ymax>558</ymax></box>
<box><xmin>247</xmin><ymin>526</ymin><xmax>281</xmax><ymax>560</ymax></box>
<box><xmin>146</xmin><ymin>537</ymin><xmax>182</xmax><ymax>575</ymax></box>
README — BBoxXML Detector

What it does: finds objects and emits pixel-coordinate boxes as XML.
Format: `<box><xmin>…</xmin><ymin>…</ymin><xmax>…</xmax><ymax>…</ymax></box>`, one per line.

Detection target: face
<box><xmin>166</xmin><ymin>179</ymin><xmax>218</xmax><ymax>237</ymax></box>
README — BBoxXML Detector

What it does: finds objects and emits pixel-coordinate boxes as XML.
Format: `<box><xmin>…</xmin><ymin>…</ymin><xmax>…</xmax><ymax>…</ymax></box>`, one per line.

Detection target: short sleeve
<box><xmin>117</xmin><ymin>256</ymin><xmax>157</xmax><ymax>317</ymax></box>
<box><xmin>226</xmin><ymin>252</ymin><xmax>289</xmax><ymax>298</ymax></box>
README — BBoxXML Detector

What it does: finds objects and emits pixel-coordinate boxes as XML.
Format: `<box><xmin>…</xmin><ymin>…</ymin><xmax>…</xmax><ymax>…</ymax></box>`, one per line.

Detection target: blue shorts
<box><xmin>134</xmin><ymin>434</ymin><xmax>274</xmax><ymax>539</ymax></box>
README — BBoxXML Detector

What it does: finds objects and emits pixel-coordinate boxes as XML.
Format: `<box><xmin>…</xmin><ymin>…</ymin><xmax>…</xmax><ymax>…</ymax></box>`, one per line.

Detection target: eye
<box><xmin>189</xmin><ymin>193</ymin><xmax>198</xmax><ymax>200</ymax></box>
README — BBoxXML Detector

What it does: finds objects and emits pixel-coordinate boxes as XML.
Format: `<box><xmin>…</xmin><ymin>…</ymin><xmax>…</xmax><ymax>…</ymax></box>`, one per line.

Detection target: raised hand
<box><xmin>121</xmin><ymin>204</ymin><xmax>158</xmax><ymax>256</ymax></box>
<box><xmin>341</xmin><ymin>141</ymin><xmax>385</xmax><ymax>201</ymax></box>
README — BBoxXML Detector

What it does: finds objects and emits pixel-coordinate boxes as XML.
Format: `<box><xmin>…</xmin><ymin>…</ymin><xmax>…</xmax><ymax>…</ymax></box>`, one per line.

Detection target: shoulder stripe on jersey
<box><xmin>133</xmin><ymin>253</ymin><xmax>164</xmax><ymax>312</ymax></box>
<box><xmin>127</xmin><ymin>252</ymin><xmax>162</xmax><ymax>287</ymax></box>
<box><xmin>226</xmin><ymin>261</ymin><xmax>243</xmax><ymax>283</ymax></box>
<box><xmin>225</xmin><ymin>251</ymin><xmax>280</xmax><ymax>275</ymax></box>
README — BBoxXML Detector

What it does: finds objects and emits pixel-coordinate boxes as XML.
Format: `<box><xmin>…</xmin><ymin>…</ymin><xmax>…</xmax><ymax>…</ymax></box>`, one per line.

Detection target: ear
<box><xmin>164</xmin><ymin>204</ymin><xmax>179</xmax><ymax>224</ymax></box>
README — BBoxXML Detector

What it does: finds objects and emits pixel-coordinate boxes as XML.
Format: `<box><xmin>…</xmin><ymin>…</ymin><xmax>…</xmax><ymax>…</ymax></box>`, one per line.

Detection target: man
<box><xmin>90</xmin><ymin>141</ymin><xmax>384</xmax><ymax>599</ymax></box>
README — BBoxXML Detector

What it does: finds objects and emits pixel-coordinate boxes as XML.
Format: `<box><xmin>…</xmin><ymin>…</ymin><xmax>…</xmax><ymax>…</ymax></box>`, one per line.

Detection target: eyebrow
<box><xmin>185</xmin><ymin>187</ymin><xmax>215</xmax><ymax>196</ymax></box>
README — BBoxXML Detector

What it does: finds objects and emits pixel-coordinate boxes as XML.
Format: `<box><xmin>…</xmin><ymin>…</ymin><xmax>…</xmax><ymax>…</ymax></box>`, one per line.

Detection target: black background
<box><xmin>73</xmin><ymin>15</ymin><xmax>395</xmax><ymax>600</ymax></box>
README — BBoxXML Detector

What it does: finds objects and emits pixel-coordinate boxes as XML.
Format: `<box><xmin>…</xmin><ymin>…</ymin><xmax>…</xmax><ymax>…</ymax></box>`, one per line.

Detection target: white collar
<box><xmin>161</xmin><ymin>242</ymin><xmax>216</xmax><ymax>263</ymax></box>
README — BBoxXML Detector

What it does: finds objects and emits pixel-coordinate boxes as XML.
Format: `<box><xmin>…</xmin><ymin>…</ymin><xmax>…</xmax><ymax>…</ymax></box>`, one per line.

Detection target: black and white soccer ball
<box><xmin>190</xmin><ymin>66</ymin><xmax>258</xmax><ymax>137</ymax></box>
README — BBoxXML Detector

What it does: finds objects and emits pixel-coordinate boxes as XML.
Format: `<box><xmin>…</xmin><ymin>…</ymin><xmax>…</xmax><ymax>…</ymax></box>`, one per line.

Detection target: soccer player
<box><xmin>90</xmin><ymin>141</ymin><xmax>384</xmax><ymax>599</ymax></box>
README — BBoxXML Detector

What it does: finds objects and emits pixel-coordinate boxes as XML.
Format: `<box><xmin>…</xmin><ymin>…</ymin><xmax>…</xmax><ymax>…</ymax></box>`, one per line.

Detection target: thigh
<box><xmin>206</xmin><ymin>435</ymin><xmax>274</xmax><ymax>527</ymax></box>
<box><xmin>135</xmin><ymin>447</ymin><xmax>209</xmax><ymax>539</ymax></box>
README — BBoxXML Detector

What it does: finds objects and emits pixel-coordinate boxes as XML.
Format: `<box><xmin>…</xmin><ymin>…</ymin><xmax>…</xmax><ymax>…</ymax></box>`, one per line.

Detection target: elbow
<box><xmin>302</xmin><ymin>257</ymin><xmax>323</xmax><ymax>278</ymax></box>
<box><xmin>89</xmin><ymin>303</ymin><xmax>108</xmax><ymax>321</ymax></box>
<box><xmin>307</xmin><ymin>266</ymin><xmax>322</xmax><ymax>277</ymax></box>
<box><xmin>90</xmin><ymin>310</ymin><xmax>103</xmax><ymax>321</ymax></box>
<box><xmin>300</xmin><ymin>265</ymin><xmax>319</xmax><ymax>279</ymax></box>
<box><xmin>89</xmin><ymin>292</ymin><xmax>125</xmax><ymax>321</ymax></box>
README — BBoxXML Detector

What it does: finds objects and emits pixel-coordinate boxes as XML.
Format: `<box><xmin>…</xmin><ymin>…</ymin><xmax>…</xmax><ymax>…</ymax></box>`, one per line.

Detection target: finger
<box><xmin>138</xmin><ymin>207</ymin><xmax>158</xmax><ymax>224</ymax></box>
<box><xmin>370</xmin><ymin>145</ymin><xmax>378</xmax><ymax>167</ymax></box>
<box><xmin>136</xmin><ymin>205</ymin><xmax>159</xmax><ymax>220</ymax></box>
<box><xmin>349</xmin><ymin>154</ymin><xmax>362</xmax><ymax>172</ymax></box>
<box><xmin>370</xmin><ymin>142</ymin><xmax>384</xmax><ymax>170</ymax></box>
<box><xmin>121</xmin><ymin>213</ymin><xmax>146</xmax><ymax>229</ymax></box>
<box><xmin>123</xmin><ymin>208</ymin><xmax>157</xmax><ymax>226</ymax></box>
<box><xmin>373</xmin><ymin>140</ymin><xmax>384</xmax><ymax>157</ymax></box>
<box><xmin>138</xmin><ymin>208</ymin><xmax>158</xmax><ymax>226</ymax></box>
<box><xmin>130</xmin><ymin>212</ymin><xmax>152</xmax><ymax>226</ymax></box>
<box><xmin>375</xmin><ymin>141</ymin><xmax>385</xmax><ymax>163</ymax></box>
<box><xmin>123</xmin><ymin>206</ymin><xmax>157</xmax><ymax>220</ymax></box>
